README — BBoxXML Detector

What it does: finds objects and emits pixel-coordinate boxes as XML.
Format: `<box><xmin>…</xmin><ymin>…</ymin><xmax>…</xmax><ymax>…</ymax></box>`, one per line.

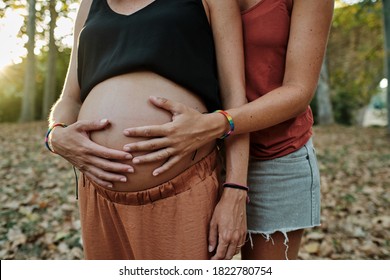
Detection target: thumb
<box><xmin>76</xmin><ymin>119</ymin><xmax>110</xmax><ymax>132</ymax></box>
<box><xmin>149</xmin><ymin>96</ymin><xmax>185</xmax><ymax>116</ymax></box>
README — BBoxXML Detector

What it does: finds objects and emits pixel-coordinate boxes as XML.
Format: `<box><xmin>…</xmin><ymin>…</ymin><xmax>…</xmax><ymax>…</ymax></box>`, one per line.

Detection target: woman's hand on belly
<box><xmin>77</xmin><ymin>72</ymin><xmax>215</xmax><ymax>191</ymax></box>
<box><xmin>123</xmin><ymin>96</ymin><xmax>224</xmax><ymax>175</ymax></box>
<box><xmin>50</xmin><ymin>119</ymin><xmax>134</xmax><ymax>188</ymax></box>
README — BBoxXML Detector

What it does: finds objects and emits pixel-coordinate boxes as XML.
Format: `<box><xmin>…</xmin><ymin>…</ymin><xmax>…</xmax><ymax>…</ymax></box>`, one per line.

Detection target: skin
<box><xmin>49</xmin><ymin>0</ymin><xmax>249</xmax><ymax>260</ymax></box>
<box><xmin>119</xmin><ymin>0</ymin><xmax>335</xmax><ymax>259</ymax></box>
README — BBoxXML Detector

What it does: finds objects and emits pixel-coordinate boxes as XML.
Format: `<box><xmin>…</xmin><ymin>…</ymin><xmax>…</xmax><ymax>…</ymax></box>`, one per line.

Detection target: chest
<box><xmin>238</xmin><ymin>0</ymin><xmax>263</xmax><ymax>12</ymax></box>
<box><xmin>83</xmin><ymin>0</ymin><xmax>206</xmax><ymax>42</ymax></box>
<box><xmin>241</xmin><ymin>0</ymin><xmax>292</xmax><ymax>48</ymax></box>
<box><xmin>106</xmin><ymin>0</ymin><xmax>156</xmax><ymax>16</ymax></box>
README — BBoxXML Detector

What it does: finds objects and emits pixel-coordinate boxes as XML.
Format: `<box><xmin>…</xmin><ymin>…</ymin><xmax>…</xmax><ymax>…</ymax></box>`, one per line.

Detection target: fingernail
<box><xmin>120</xmin><ymin>177</ymin><xmax>127</xmax><ymax>182</ymax></box>
<box><xmin>150</xmin><ymin>96</ymin><xmax>162</xmax><ymax>102</ymax></box>
<box><xmin>127</xmin><ymin>168</ymin><xmax>134</xmax><ymax>173</ymax></box>
<box><xmin>107</xmin><ymin>184</ymin><xmax>113</xmax><ymax>188</ymax></box>
<box><xmin>125</xmin><ymin>153</ymin><xmax>132</xmax><ymax>159</ymax></box>
<box><xmin>133</xmin><ymin>158</ymin><xmax>140</xmax><ymax>164</ymax></box>
<box><xmin>124</xmin><ymin>146</ymin><xmax>131</xmax><ymax>152</ymax></box>
<box><xmin>153</xmin><ymin>171</ymin><xmax>159</xmax><ymax>176</ymax></box>
<box><xmin>208</xmin><ymin>246</ymin><xmax>213</xmax><ymax>252</ymax></box>
<box><xmin>100</xmin><ymin>118</ymin><xmax>108</xmax><ymax>123</ymax></box>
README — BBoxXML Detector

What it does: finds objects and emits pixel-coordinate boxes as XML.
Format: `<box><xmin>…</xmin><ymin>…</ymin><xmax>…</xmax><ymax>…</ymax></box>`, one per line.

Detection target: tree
<box><xmin>316</xmin><ymin>58</ymin><xmax>334</xmax><ymax>125</ymax></box>
<box><xmin>0</xmin><ymin>0</ymin><xmax>78</xmax><ymax>122</ymax></box>
<box><xmin>42</xmin><ymin>0</ymin><xmax>58</xmax><ymax>120</ymax></box>
<box><xmin>383</xmin><ymin>0</ymin><xmax>390</xmax><ymax>134</ymax></box>
<box><xmin>328</xmin><ymin>1</ymin><xmax>384</xmax><ymax>124</ymax></box>
<box><xmin>19</xmin><ymin>0</ymin><xmax>37</xmax><ymax>122</ymax></box>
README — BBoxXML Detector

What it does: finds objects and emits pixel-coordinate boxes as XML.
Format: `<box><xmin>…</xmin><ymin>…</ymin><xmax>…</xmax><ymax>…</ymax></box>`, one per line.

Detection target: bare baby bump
<box><xmin>77</xmin><ymin>72</ymin><xmax>215</xmax><ymax>191</ymax></box>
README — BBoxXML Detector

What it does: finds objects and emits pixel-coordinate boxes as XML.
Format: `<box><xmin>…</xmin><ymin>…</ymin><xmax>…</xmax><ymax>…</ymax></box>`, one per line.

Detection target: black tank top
<box><xmin>77</xmin><ymin>0</ymin><xmax>221</xmax><ymax>112</ymax></box>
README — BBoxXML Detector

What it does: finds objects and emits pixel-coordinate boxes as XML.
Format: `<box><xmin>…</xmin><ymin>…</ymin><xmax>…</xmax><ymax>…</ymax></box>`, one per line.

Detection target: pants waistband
<box><xmin>81</xmin><ymin>149</ymin><xmax>218</xmax><ymax>205</ymax></box>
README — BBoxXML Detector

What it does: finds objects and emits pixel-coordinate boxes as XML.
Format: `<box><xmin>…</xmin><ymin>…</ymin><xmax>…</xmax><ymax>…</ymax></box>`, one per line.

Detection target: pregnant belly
<box><xmin>77</xmin><ymin>72</ymin><xmax>216</xmax><ymax>191</ymax></box>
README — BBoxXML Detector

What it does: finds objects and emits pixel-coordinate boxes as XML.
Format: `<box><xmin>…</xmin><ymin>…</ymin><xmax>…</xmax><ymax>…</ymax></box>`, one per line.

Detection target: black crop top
<box><xmin>77</xmin><ymin>0</ymin><xmax>221</xmax><ymax>112</ymax></box>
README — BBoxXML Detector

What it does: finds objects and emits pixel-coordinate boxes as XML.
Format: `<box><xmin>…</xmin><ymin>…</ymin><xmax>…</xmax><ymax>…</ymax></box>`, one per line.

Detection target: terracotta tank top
<box><xmin>242</xmin><ymin>0</ymin><xmax>313</xmax><ymax>159</ymax></box>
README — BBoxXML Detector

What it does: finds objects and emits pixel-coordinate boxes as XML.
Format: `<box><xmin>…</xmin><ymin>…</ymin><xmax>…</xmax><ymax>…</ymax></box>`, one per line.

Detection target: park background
<box><xmin>0</xmin><ymin>0</ymin><xmax>389</xmax><ymax>259</ymax></box>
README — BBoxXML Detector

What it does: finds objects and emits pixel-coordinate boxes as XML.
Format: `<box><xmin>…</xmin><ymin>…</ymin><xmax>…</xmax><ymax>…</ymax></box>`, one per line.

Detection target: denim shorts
<box><xmin>246</xmin><ymin>138</ymin><xmax>321</xmax><ymax>240</ymax></box>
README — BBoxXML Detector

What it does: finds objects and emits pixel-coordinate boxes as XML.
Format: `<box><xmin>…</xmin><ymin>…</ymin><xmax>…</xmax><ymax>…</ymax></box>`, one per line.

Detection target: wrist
<box><xmin>201</xmin><ymin>112</ymin><xmax>225</xmax><ymax>140</ymax></box>
<box><xmin>221</xmin><ymin>186</ymin><xmax>248</xmax><ymax>205</ymax></box>
<box><xmin>49</xmin><ymin>126</ymin><xmax>64</xmax><ymax>147</ymax></box>
<box><xmin>214</xmin><ymin>110</ymin><xmax>234</xmax><ymax>139</ymax></box>
<box><xmin>45</xmin><ymin>123</ymin><xmax>68</xmax><ymax>153</ymax></box>
<box><xmin>223</xmin><ymin>182</ymin><xmax>249</xmax><ymax>191</ymax></box>
<box><xmin>208</xmin><ymin>111</ymin><xmax>230</xmax><ymax>140</ymax></box>
<box><xmin>222</xmin><ymin>182</ymin><xmax>250</xmax><ymax>204</ymax></box>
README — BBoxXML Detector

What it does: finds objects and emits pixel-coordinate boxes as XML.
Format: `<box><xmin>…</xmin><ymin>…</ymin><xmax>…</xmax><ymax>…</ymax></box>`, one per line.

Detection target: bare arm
<box><xmin>49</xmin><ymin>0</ymin><xmax>133</xmax><ymax>187</ymax></box>
<box><xmin>123</xmin><ymin>0</ymin><xmax>334</xmax><ymax>163</ymax></box>
<box><xmin>202</xmin><ymin>0</ymin><xmax>250</xmax><ymax>260</ymax></box>
<box><xmin>205</xmin><ymin>0</ymin><xmax>248</xmax><ymax>186</ymax></box>
<box><xmin>49</xmin><ymin>0</ymin><xmax>89</xmax><ymax>126</ymax></box>
<box><xmin>227</xmin><ymin>0</ymin><xmax>335</xmax><ymax>134</ymax></box>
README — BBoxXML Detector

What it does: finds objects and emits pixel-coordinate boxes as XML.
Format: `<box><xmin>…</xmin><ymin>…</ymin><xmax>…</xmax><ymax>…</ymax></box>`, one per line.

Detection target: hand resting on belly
<box><xmin>77</xmin><ymin>71</ymin><xmax>216</xmax><ymax>191</ymax></box>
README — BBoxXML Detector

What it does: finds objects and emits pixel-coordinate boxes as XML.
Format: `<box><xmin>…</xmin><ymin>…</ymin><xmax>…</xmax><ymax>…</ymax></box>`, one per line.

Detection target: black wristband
<box><xmin>222</xmin><ymin>182</ymin><xmax>249</xmax><ymax>192</ymax></box>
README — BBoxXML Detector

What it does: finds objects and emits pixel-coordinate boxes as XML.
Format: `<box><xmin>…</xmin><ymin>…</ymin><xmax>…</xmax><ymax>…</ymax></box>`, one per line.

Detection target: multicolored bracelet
<box><xmin>223</xmin><ymin>182</ymin><xmax>250</xmax><ymax>203</ymax></box>
<box><xmin>214</xmin><ymin>110</ymin><xmax>235</xmax><ymax>139</ymax></box>
<box><xmin>45</xmin><ymin>123</ymin><xmax>68</xmax><ymax>153</ymax></box>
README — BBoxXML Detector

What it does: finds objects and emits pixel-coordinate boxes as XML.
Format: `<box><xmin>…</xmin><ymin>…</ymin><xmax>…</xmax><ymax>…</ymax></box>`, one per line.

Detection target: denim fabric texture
<box><xmin>246</xmin><ymin>138</ymin><xmax>321</xmax><ymax>243</ymax></box>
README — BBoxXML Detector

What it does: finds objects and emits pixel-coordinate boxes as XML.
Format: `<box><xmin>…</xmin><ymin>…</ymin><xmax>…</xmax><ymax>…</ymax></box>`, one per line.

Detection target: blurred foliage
<box><xmin>328</xmin><ymin>0</ymin><xmax>384</xmax><ymax>124</ymax></box>
<box><xmin>0</xmin><ymin>63</ymin><xmax>24</xmax><ymax>122</ymax></box>
<box><xmin>0</xmin><ymin>48</ymin><xmax>71</xmax><ymax>122</ymax></box>
<box><xmin>0</xmin><ymin>0</ymin><xmax>77</xmax><ymax>122</ymax></box>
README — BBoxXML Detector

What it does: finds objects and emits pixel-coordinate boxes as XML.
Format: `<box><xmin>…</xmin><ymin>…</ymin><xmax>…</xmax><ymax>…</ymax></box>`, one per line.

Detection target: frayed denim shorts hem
<box><xmin>246</xmin><ymin>138</ymin><xmax>321</xmax><ymax>237</ymax></box>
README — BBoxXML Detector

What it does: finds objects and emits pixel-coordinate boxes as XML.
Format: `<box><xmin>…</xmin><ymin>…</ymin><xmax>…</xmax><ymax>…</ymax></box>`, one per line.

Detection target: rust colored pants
<box><xmin>78</xmin><ymin>150</ymin><xmax>220</xmax><ymax>260</ymax></box>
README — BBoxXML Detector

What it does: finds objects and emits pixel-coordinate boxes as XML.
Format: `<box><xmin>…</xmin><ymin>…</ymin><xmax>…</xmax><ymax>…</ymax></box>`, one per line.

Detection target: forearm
<box><xmin>222</xmin><ymin>0</ymin><xmax>334</xmax><ymax>136</ymax></box>
<box><xmin>49</xmin><ymin>96</ymin><xmax>81</xmax><ymax>126</ymax></box>
<box><xmin>227</xmin><ymin>84</ymin><xmax>313</xmax><ymax>135</ymax></box>
<box><xmin>224</xmin><ymin>133</ymin><xmax>249</xmax><ymax>186</ymax></box>
<box><xmin>222</xmin><ymin>92</ymin><xmax>249</xmax><ymax>186</ymax></box>
<box><xmin>49</xmin><ymin>0</ymin><xmax>90</xmax><ymax>127</ymax></box>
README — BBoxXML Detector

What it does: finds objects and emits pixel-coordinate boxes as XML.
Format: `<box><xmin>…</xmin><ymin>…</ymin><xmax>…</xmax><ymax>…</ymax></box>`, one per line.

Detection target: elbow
<box><xmin>299</xmin><ymin>91</ymin><xmax>314</xmax><ymax>115</ymax></box>
<box><xmin>288</xmin><ymin>84</ymin><xmax>316</xmax><ymax>116</ymax></box>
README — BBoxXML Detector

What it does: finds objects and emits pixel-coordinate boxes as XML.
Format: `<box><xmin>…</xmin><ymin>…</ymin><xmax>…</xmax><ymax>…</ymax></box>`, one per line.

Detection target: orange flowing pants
<box><xmin>78</xmin><ymin>150</ymin><xmax>220</xmax><ymax>260</ymax></box>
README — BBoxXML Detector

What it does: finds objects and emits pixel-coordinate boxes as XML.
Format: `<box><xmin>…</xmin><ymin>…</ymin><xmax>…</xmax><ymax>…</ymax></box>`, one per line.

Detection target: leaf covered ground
<box><xmin>0</xmin><ymin>122</ymin><xmax>389</xmax><ymax>260</ymax></box>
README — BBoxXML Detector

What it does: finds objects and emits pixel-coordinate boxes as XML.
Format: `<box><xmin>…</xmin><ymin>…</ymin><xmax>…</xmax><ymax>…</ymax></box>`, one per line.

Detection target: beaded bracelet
<box><xmin>214</xmin><ymin>110</ymin><xmax>235</xmax><ymax>139</ymax></box>
<box><xmin>45</xmin><ymin>123</ymin><xmax>68</xmax><ymax>153</ymax></box>
<box><xmin>223</xmin><ymin>182</ymin><xmax>250</xmax><ymax>203</ymax></box>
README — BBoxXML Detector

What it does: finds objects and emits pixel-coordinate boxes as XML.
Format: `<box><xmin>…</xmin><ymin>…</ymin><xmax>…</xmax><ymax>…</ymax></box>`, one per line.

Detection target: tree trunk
<box><xmin>42</xmin><ymin>0</ymin><xmax>58</xmax><ymax>120</ymax></box>
<box><xmin>19</xmin><ymin>0</ymin><xmax>37</xmax><ymax>122</ymax></box>
<box><xmin>383</xmin><ymin>0</ymin><xmax>390</xmax><ymax>134</ymax></box>
<box><xmin>316</xmin><ymin>58</ymin><xmax>334</xmax><ymax>125</ymax></box>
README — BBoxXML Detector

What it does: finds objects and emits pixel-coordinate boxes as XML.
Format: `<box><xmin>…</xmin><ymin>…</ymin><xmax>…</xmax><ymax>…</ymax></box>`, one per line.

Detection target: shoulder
<box><xmin>78</xmin><ymin>0</ymin><xmax>94</xmax><ymax>17</ymax></box>
<box><xmin>74</xmin><ymin>0</ymin><xmax>94</xmax><ymax>33</ymax></box>
<box><xmin>203</xmin><ymin>0</ymin><xmax>241</xmax><ymax>20</ymax></box>
<box><xmin>291</xmin><ymin>0</ymin><xmax>334</xmax><ymax>16</ymax></box>
<box><xmin>203</xmin><ymin>0</ymin><xmax>239</xmax><ymax>9</ymax></box>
